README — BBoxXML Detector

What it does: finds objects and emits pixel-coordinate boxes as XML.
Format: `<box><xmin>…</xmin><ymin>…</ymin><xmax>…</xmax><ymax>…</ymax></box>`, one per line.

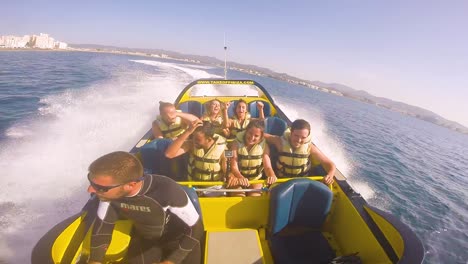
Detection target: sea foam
<box><xmin>0</xmin><ymin>59</ymin><xmax>216</xmax><ymax>263</ymax></box>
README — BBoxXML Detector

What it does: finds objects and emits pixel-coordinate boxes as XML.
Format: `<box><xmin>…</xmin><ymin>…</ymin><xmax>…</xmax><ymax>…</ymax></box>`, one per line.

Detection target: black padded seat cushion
<box><xmin>270</xmin><ymin>230</ymin><xmax>335</xmax><ymax>264</ymax></box>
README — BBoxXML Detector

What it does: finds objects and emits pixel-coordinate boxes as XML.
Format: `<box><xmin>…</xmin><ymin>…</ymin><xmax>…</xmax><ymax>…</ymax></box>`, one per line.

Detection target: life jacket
<box><xmin>188</xmin><ymin>134</ymin><xmax>227</xmax><ymax>181</ymax></box>
<box><xmin>276</xmin><ymin>129</ymin><xmax>315</xmax><ymax>178</ymax></box>
<box><xmin>230</xmin><ymin>113</ymin><xmax>251</xmax><ymax>137</ymax></box>
<box><xmin>235</xmin><ymin>131</ymin><xmax>265</xmax><ymax>180</ymax></box>
<box><xmin>156</xmin><ymin>115</ymin><xmax>185</xmax><ymax>138</ymax></box>
<box><xmin>202</xmin><ymin>115</ymin><xmax>225</xmax><ymax>135</ymax></box>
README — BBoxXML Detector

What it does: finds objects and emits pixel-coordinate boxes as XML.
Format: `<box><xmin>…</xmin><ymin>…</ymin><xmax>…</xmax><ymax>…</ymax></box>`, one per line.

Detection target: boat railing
<box><xmin>178</xmin><ymin>176</ymin><xmax>332</xmax><ymax>193</ymax></box>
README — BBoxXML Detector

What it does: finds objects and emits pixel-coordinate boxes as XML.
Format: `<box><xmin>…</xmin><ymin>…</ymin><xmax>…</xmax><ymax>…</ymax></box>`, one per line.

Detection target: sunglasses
<box><xmin>87</xmin><ymin>173</ymin><xmax>145</xmax><ymax>193</ymax></box>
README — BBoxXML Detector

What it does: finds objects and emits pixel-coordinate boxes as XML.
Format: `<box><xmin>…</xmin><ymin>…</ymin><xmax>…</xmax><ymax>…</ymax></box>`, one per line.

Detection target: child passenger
<box><xmin>223</xmin><ymin>99</ymin><xmax>265</xmax><ymax>138</ymax></box>
<box><xmin>227</xmin><ymin>120</ymin><xmax>277</xmax><ymax>196</ymax></box>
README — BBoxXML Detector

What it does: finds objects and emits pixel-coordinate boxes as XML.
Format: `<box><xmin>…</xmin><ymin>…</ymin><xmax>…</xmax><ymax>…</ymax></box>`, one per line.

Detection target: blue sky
<box><xmin>2</xmin><ymin>0</ymin><xmax>468</xmax><ymax>127</ymax></box>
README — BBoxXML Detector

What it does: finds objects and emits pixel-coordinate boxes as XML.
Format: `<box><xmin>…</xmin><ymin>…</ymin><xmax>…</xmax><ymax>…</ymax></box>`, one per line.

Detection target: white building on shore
<box><xmin>56</xmin><ymin>42</ymin><xmax>68</xmax><ymax>49</ymax></box>
<box><xmin>0</xmin><ymin>35</ymin><xmax>31</xmax><ymax>48</ymax></box>
<box><xmin>0</xmin><ymin>33</ymin><xmax>68</xmax><ymax>49</ymax></box>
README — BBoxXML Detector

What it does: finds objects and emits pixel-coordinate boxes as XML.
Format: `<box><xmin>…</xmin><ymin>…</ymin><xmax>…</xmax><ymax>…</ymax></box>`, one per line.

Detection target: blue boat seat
<box><xmin>181</xmin><ymin>186</ymin><xmax>202</xmax><ymax>215</ymax></box>
<box><xmin>140</xmin><ymin>139</ymin><xmax>188</xmax><ymax>181</ymax></box>
<box><xmin>227</xmin><ymin>100</ymin><xmax>238</xmax><ymax>118</ymax></box>
<box><xmin>268</xmin><ymin>178</ymin><xmax>335</xmax><ymax>264</ymax></box>
<box><xmin>249</xmin><ymin>100</ymin><xmax>271</xmax><ymax>118</ymax></box>
<box><xmin>227</xmin><ymin>100</ymin><xmax>272</xmax><ymax>118</ymax></box>
<box><xmin>178</xmin><ymin>101</ymin><xmax>204</xmax><ymax>118</ymax></box>
<box><xmin>265</xmin><ymin>117</ymin><xmax>287</xmax><ymax>136</ymax></box>
<box><xmin>140</xmin><ymin>138</ymin><xmax>173</xmax><ymax>175</ymax></box>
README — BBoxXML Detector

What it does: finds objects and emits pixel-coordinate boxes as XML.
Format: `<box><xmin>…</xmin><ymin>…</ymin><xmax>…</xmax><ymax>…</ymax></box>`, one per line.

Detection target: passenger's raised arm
<box><xmin>256</xmin><ymin>101</ymin><xmax>265</xmax><ymax>120</ymax></box>
<box><xmin>264</xmin><ymin>133</ymin><xmax>282</xmax><ymax>151</ymax></box>
<box><xmin>165</xmin><ymin>120</ymin><xmax>202</xmax><ymax>158</ymax></box>
<box><xmin>222</xmin><ymin>101</ymin><xmax>231</xmax><ymax>129</ymax></box>
<box><xmin>176</xmin><ymin>111</ymin><xmax>200</xmax><ymax>124</ymax></box>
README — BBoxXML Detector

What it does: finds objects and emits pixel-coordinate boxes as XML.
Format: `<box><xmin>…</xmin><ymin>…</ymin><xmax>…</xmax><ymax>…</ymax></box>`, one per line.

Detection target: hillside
<box><xmin>70</xmin><ymin>44</ymin><xmax>468</xmax><ymax>135</ymax></box>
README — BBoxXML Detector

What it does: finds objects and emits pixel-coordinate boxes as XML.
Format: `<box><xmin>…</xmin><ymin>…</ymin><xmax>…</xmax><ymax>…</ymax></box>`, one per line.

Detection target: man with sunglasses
<box><xmin>87</xmin><ymin>151</ymin><xmax>203</xmax><ymax>264</ymax></box>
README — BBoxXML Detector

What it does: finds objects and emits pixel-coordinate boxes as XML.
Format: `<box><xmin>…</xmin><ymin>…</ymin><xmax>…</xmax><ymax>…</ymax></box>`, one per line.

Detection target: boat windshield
<box><xmin>189</xmin><ymin>80</ymin><xmax>261</xmax><ymax>97</ymax></box>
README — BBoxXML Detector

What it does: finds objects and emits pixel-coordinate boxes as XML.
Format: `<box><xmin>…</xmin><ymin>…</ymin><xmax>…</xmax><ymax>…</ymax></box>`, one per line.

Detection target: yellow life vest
<box><xmin>235</xmin><ymin>131</ymin><xmax>265</xmax><ymax>180</ymax></box>
<box><xmin>202</xmin><ymin>115</ymin><xmax>225</xmax><ymax>135</ymax></box>
<box><xmin>188</xmin><ymin>134</ymin><xmax>227</xmax><ymax>181</ymax></box>
<box><xmin>276</xmin><ymin>129</ymin><xmax>313</xmax><ymax>178</ymax></box>
<box><xmin>156</xmin><ymin>115</ymin><xmax>185</xmax><ymax>138</ymax></box>
<box><xmin>230</xmin><ymin>113</ymin><xmax>251</xmax><ymax>137</ymax></box>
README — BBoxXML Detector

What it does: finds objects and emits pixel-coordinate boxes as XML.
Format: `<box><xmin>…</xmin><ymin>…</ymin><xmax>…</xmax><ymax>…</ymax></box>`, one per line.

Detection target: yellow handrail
<box><xmin>178</xmin><ymin>176</ymin><xmax>333</xmax><ymax>191</ymax></box>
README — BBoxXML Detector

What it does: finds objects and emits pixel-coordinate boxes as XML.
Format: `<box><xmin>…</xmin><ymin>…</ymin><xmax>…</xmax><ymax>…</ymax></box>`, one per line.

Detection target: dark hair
<box><xmin>244</xmin><ymin>119</ymin><xmax>265</xmax><ymax>141</ymax></box>
<box><xmin>246</xmin><ymin>119</ymin><xmax>265</xmax><ymax>132</ymax></box>
<box><xmin>194</xmin><ymin>122</ymin><xmax>215</xmax><ymax>139</ymax></box>
<box><xmin>291</xmin><ymin>119</ymin><xmax>311</xmax><ymax>134</ymax></box>
<box><xmin>89</xmin><ymin>151</ymin><xmax>143</xmax><ymax>183</ymax></box>
<box><xmin>234</xmin><ymin>99</ymin><xmax>248</xmax><ymax>117</ymax></box>
<box><xmin>159</xmin><ymin>101</ymin><xmax>174</xmax><ymax>113</ymax></box>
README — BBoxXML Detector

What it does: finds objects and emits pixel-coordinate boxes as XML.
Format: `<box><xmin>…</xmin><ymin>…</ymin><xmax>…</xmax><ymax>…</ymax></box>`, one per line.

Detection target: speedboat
<box><xmin>32</xmin><ymin>79</ymin><xmax>424</xmax><ymax>263</ymax></box>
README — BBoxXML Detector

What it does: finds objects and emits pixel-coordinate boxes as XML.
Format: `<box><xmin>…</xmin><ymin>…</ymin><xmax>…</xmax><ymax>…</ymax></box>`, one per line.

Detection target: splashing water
<box><xmin>0</xmin><ymin>58</ymin><xmax>361</xmax><ymax>263</ymax></box>
<box><xmin>0</xmin><ymin>59</ymin><xmax>218</xmax><ymax>263</ymax></box>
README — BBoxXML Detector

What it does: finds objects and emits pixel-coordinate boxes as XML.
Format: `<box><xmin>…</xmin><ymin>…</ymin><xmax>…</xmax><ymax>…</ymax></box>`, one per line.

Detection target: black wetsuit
<box><xmin>89</xmin><ymin>174</ymin><xmax>203</xmax><ymax>264</ymax></box>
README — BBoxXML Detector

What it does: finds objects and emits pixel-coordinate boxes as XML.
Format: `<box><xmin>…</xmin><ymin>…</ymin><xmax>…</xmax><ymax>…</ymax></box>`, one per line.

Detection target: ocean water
<box><xmin>0</xmin><ymin>51</ymin><xmax>467</xmax><ymax>263</ymax></box>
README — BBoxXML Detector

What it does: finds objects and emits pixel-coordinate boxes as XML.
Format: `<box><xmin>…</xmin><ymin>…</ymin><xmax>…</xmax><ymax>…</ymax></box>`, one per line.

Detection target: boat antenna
<box><xmin>224</xmin><ymin>33</ymin><xmax>228</xmax><ymax>80</ymax></box>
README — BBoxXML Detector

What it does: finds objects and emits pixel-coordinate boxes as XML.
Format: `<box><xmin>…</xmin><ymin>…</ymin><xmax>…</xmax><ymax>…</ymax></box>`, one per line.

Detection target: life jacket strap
<box><xmin>191</xmin><ymin>156</ymin><xmax>220</xmax><ymax>163</ymax></box>
<box><xmin>278</xmin><ymin>152</ymin><xmax>310</xmax><ymax>159</ymax></box>
<box><xmin>238</xmin><ymin>154</ymin><xmax>263</xmax><ymax>160</ymax></box>
<box><xmin>161</xmin><ymin>125</ymin><xmax>183</xmax><ymax>136</ymax></box>
<box><xmin>190</xmin><ymin>167</ymin><xmax>221</xmax><ymax>181</ymax></box>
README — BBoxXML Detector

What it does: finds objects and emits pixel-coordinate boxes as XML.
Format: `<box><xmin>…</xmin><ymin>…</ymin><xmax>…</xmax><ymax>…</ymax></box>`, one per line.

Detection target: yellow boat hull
<box><xmin>32</xmin><ymin>79</ymin><xmax>424</xmax><ymax>263</ymax></box>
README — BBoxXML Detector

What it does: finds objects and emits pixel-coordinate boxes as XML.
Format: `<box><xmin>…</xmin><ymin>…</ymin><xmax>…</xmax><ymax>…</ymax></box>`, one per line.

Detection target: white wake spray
<box><xmin>0</xmin><ymin>59</ymin><xmax>218</xmax><ymax>263</ymax></box>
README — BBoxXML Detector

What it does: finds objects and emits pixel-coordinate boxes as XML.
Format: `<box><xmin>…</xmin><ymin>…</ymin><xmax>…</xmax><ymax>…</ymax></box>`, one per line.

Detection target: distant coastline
<box><xmin>0</xmin><ymin>48</ymin><xmax>68</xmax><ymax>51</ymax></box>
<box><xmin>2</xmin><ymin>45</ymin><xmax>467</xmax><ymax>135</ymax></box>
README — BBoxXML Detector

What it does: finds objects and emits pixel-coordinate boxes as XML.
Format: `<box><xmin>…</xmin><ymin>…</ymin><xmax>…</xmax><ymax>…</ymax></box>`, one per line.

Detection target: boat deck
<box><xmin>206</xmin><ymin>229</ymin><xmax>264</xmax><ymax>264</ymax></box>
